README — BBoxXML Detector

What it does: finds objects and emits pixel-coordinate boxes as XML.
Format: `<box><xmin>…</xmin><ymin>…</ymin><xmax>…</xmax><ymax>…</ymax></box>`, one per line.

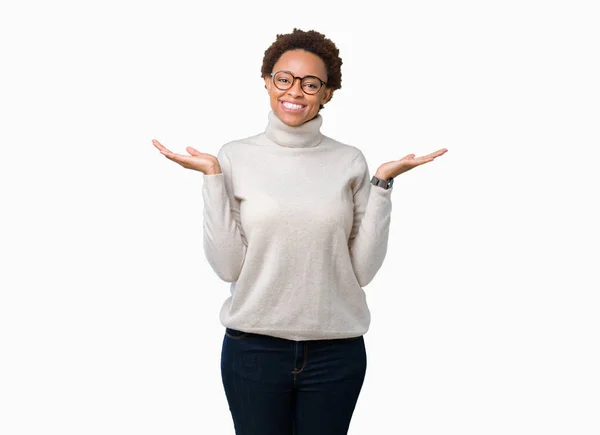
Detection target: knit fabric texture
<box><xmin>202</xmin><ymin>111</ymin><xmax>393</xmax><ymax>340</ymax></box>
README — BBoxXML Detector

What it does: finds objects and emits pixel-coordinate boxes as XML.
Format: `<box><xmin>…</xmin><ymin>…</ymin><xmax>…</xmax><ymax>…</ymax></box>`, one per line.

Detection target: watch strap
<box><xmin>371</xmin><ymin>175</ymin><xmax>394</xmax><ymax>190</ymax></box>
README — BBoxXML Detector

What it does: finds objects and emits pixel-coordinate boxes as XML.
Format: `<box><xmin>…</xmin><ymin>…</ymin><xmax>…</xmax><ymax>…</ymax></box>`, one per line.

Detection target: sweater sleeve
<box><xmin>202</xmin><ymin>145</ymin><xmax>248</xmax><ymax>282</ymax></box>
<box><xmin>348</xmin><ymin>151</ymin><xmax>393</xmax><ymax>287</ymax></box>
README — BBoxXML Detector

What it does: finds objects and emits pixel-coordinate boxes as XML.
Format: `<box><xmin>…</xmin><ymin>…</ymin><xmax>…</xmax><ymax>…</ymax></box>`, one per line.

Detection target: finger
<box><xmin>152</xmin><ymin>139</ymin><xmax>173</xmax><ymax>154</ymax></box>
<box><xmin>159</xmin><ymin>146</ymin><xmax>184</xmax><ymax>159</ymax></box>
<box><xmin>161</xmin><ymin>153</ymin><xmax>191</xmax><ymax>169</ymax></box>
<box><xmin>160</xmin><ymin>149</ymin><xmax>176</xmax><ymax>158</ymax></box>
<box><xmin>426</xmin><ymin>148</ymin><xmax>448</xmax><ymax>159</ymax></box>
<box><xmin>162</xmin><ymin>151</ymin><xmax>194</xmax><ymax>165</ymax></box>
<box><xmin>161</xmin><ymin>151</ymin><xmax>179</xmax><ymax>163</ymax></box>
<box><xmin>409</xmin><ymin>156</ymin><xmax>435</xmax><ymax>166</ymax></box>
<box><xmin>413</xmin><ymin>154</ymin><xmax>431</xmax><ymax>161</ymax></box>
<box><xmin>415</xmin><ymin>149</ymin><xmax>445</xmax><ymax>162</ymax></box>
<box><xmin>160</xmin><ymin>149</ymin><xmax>180</xmax><ymax>160</ymax></box>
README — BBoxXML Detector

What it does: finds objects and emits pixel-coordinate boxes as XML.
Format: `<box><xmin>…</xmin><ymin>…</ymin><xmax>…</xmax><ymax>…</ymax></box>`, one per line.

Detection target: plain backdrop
<box><xmin>1</xmin><ymin>0</ymin><xmax>599</xmax><ymax>434</ymax></box>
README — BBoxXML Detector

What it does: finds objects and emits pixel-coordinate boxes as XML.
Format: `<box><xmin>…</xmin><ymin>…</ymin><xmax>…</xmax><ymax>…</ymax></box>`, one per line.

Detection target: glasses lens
<box><xmin>301</xmin><ymin>77</ymin><xmax>321</xmax><ymax>94</ymax></box>
<box><xmin>273</xmin><ymin>71</ymin><xmax>294</xmax><ymax>90</ymax></box>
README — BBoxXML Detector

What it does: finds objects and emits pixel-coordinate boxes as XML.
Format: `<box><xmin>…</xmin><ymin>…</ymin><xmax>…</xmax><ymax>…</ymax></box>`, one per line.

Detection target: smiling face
<box><xmin>264</xmin><ymin>49</ymin><xmax>334</xmax><ymax>127</ymax></box>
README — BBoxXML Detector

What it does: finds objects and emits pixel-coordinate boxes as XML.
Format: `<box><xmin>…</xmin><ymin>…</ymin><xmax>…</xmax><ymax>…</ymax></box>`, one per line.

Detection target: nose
<box><xmin>286</xmin><ymin>77</ymin><xmax>304</xmax><ymax>98</ymax></box>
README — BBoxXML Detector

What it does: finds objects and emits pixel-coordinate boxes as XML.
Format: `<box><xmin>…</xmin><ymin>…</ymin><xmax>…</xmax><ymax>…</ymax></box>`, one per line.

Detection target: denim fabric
<box><xmin>220</xmin><ymin>327</ymin><xmax>367</xmax><ymax>435</ymax></box>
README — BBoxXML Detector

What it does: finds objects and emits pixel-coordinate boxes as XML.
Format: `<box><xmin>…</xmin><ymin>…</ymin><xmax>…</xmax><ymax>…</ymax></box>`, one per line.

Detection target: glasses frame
<box><xmin>270</xmin><ymin>70</ymin><xmax>328</xmax><ymax>95</ymax></box>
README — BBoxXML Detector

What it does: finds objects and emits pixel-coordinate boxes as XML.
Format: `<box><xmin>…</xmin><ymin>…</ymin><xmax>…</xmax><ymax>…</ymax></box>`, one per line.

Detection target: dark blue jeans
<box><xmin>221</xmin><ymin>327</ymin><xmax>367</xmax><ymax>435</ymax></box>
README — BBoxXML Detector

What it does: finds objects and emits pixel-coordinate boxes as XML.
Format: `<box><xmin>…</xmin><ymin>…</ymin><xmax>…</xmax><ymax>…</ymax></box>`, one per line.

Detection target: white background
<box><xmin>1</xmin><ymin>0</ymin><xmax>599</xmax><ymax>434</ymax></box>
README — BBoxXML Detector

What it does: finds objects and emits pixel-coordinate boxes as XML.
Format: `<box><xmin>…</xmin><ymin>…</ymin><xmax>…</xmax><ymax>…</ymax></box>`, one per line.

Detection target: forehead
<box><xmin>273</xmin><ymin>49</ymin><xmax>327</xmax><ymax>79</ymax></box>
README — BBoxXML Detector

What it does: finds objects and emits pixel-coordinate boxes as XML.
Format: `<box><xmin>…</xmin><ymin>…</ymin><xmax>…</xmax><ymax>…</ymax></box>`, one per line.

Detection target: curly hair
<box><xmin>261</xmin><ymin>28</ymin><xmax>343</xmax><ymax>109</ymax></box>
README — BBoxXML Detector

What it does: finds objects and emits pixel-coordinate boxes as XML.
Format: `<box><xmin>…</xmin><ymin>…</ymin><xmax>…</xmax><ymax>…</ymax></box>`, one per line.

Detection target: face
<box><xmin>264</xmin><ymin>49</ymin><xmax>334</xmax><ymax>127</ymax></box>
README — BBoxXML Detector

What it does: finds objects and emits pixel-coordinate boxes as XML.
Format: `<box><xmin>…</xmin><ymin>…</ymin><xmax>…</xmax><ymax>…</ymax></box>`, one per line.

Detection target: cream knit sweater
<box><xmin>202</xmin><ymin>111</ymin><xmax>393</xmax><ymax>340</ymax></box>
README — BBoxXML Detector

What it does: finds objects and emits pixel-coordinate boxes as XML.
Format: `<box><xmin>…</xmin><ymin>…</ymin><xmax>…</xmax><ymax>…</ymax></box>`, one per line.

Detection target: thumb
<box><xmin>186</xmin><ymin>146</ymin><xmax>201</xmax><ymax>156</ymax></box>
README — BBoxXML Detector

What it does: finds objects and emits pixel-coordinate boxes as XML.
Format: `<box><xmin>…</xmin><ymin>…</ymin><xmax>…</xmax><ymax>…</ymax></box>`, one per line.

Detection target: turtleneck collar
<box><xmin>264</xmin><ymin>110</ymin><xmax>324</xmax><ymax>148</ymax></box>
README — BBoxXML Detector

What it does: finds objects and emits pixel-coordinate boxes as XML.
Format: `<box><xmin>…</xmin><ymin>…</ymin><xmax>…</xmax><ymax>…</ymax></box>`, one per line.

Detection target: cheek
<box><xmin>270</xmin><ymin>88</ymin><xmax>285</xmax><ymax>100</ymax></box>
<box><xmin>309</xmin><ymin>97</ymin><xmax>322</xmax><ymax>108</ymax></box>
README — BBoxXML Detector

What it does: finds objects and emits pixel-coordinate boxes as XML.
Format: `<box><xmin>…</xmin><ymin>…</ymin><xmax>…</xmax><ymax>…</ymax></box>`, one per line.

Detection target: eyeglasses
<box><xmin>270</xmin><ymin>70</ymin><xmax>327</xmax><ymax>95</ymax></box>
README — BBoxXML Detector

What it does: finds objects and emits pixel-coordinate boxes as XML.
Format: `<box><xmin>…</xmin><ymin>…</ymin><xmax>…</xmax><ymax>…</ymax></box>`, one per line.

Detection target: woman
<box><xmin>152</xmin><ymin>28</ymin><xmax>447</xmax><ymax>435</ymax></box>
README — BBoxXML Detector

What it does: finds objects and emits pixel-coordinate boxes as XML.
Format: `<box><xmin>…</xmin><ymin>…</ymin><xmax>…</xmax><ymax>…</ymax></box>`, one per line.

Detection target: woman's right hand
<box><xmin>152</xmin><ymin>139</ymin><xmax>222</xmax><ymax>175</ymax></box>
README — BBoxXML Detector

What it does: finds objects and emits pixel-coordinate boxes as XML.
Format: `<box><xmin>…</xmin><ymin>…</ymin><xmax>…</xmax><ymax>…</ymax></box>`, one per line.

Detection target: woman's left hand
<box><xmin>375</xmin><ymin>148</ymin><xmax>448</xmax><ymax>179</ymax></box>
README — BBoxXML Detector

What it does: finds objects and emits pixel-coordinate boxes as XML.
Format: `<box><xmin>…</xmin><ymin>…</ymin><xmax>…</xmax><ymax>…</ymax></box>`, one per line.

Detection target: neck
<box><xmin>264</xmin><ymin>111</ymin><xmax>324</xmax><ymax>148</ymax></box>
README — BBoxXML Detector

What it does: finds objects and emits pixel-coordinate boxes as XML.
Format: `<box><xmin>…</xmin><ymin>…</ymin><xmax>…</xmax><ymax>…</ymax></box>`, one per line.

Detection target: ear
<box><xmin>322</xmin><ymin>88</ymin><xmax>334</xmax><ymax>105</ymax></box>
<box><xmin>264</xmin><ymin>76</ymin><xmax>271</xmax><ymax>92</ymax></box>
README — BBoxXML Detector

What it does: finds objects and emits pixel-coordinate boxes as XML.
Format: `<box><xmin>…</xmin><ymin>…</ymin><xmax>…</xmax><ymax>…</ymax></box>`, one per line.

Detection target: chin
<box><xmin>274</xmin><ymin>107</ymin><xmax>318</xmax><ymax>127</ymax></box>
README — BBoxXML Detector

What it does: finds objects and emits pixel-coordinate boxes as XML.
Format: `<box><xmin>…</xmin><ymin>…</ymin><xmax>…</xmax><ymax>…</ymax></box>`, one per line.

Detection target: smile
<box><xmin>280</xmin><ymin>101</ymin><xmax>306</xmax><ymax>112</ymax></box>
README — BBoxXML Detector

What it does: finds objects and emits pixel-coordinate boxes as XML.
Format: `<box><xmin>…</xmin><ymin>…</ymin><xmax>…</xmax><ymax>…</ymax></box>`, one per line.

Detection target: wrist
<box><xmin>374</xmin><ymin>171</ymin><xmax>392</xmax><ymax>180</ymax></box>
<box><xmin>371</xmin><ymin>174</ymin><xmax>394</xmax><ymax>190</ymax></box>
<box><xmin>205</xmin><ymin>163</ymin><xmax>222</xmax><ymax>175</ymax></box>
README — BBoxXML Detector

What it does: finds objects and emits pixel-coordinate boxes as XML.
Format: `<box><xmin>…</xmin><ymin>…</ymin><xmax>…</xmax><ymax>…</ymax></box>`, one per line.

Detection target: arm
<box><xmin>348</xmin><ymin>151</ymin><xmax>393</xmax><ymax>287</ymax></box>
<box><xmin>202</xmin><ymin>145</ymin><xmax>248</xmax><ymax>282</ymax></box>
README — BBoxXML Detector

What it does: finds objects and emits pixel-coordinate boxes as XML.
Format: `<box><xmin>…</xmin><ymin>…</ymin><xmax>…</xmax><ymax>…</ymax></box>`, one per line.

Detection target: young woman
<box><xmin>152</xmin><ymin>28</ymin><xmax>447</xmax><ymax>435</ymax></box>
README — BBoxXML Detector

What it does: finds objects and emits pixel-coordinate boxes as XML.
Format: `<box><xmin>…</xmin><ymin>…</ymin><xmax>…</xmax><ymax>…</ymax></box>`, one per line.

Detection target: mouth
<box><xmin>280</xmin><ymin>100</ymin><xmax>307</xmax><ymax>112</ymax></box>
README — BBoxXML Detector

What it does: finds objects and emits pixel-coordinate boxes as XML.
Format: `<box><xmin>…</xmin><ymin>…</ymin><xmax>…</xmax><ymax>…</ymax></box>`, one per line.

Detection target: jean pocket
<box><xmin>225</xmin><ymin>327</ymin><xmax>252</xmax><ymax>340</ymax></box>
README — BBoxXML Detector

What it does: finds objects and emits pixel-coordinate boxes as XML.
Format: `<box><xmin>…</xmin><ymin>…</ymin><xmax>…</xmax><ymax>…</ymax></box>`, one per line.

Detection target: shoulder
<box><xmin>216</xmin><ymin>133</ymin><xmax>262</xmax><ymax>158</ymax></box>
<box><xmin>322</xmin><ymin>135</ymin><xmax>367</xmax><ymax>166</ymax></box>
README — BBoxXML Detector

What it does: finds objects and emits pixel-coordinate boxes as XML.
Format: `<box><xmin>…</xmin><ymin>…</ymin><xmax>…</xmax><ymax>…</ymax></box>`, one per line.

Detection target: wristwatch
<box><xmin>371</xmin><ymin>175</ymin><xmax>394</xmax><ymax>190</ymax></box>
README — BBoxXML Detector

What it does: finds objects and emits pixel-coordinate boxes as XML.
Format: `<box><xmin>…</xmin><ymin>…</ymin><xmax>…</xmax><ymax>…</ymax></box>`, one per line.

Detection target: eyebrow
<box><xmin>276</xmin><ymin>70</ymin><xmax>325</xmax><ymax>81</ymax></box>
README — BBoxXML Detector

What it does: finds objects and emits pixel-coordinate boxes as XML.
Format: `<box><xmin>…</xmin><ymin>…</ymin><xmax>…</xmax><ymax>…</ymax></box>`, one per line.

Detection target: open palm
<box><xmin>376</xmin><ymin>148</ymin><xmax>448</xmax><ymax>179</ymax></box>
<box><xmin>152</xmin><ymin>139</ymin><xmax>220</xmax><ymax>174</ymax></box>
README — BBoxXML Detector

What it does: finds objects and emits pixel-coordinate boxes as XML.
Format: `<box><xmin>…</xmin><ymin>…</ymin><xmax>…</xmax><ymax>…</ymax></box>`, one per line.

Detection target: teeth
<box><xmin>282</xmin><ymin>101</ymin><xmax>304</xmax><ymax>110</ymax></box>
